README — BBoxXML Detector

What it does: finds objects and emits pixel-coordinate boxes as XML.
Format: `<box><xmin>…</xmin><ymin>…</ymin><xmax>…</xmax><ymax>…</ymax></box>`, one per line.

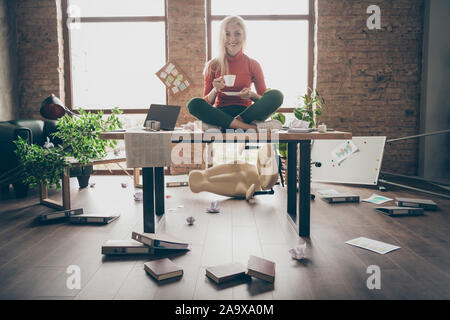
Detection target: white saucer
<box><xmin>222</xmin><ymin>91</ymin><xmax>241</xmax><ymax>96</ymax></box>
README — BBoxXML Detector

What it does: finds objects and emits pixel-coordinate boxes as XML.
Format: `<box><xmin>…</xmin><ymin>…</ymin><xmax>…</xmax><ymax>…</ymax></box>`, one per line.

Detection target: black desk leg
<box><xmin>142</xmin><ymin>167</ymin><xmax>155</xmax><ymax>233</ymax></box>
<box><xmin>154</xmin><ymin>167</ymin><xmax>165</xmax><ymax>216</ymax></box>
<box><xmin>287</xmin><ymin>142</ymin><xmax>298</xmax><ymax>225</ymax></box>
<box><xmin>298</xmin><ymin>141</ymin><xmax>311</xmax><ymax>237</ymax></box>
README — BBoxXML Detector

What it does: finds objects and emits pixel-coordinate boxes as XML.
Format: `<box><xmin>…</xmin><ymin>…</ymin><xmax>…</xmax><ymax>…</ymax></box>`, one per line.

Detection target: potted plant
<box><xmin>13</xmin><ymin>108</ymin><xmax>122</xmax><ymax>190</ymax></box>
<box><xmin>294</xmin><ymin>88</ymin><xmax>325</xmax><ymax>128</ymax></box>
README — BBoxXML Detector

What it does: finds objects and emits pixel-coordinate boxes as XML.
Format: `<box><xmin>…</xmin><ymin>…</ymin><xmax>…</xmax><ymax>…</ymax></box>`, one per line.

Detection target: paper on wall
<box><xmin>331</xmin><ymin>140</ymin><xmax>359</xmax><ymax>164</ymax></box>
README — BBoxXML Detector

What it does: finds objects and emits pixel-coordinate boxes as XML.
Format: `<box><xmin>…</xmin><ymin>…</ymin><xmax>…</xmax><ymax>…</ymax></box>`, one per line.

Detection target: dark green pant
<box><xmin>187</xmin><ymin>89</ymin><xmax>284</xmax><ymax>128</ymax></box>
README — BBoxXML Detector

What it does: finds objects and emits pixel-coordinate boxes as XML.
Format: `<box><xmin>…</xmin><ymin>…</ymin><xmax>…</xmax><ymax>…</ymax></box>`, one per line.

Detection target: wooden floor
<box><xmin>0</xmin><ymin>175</ymin><xmax>449</xmax><ymax>300</ymax></box>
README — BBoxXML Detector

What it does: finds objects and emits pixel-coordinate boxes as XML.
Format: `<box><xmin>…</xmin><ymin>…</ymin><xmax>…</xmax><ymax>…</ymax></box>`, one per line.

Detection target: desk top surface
<box><xmin>100</xmin><ymin>128</ymin><xmax>351</xmax><ymax>142</ymax></box>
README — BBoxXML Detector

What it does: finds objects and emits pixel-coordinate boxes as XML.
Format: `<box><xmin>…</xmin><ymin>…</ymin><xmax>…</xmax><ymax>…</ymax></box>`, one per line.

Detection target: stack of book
<box><xmin>376</xmin><ymin>197</ymin><xmax>438</xmax><ymax>217</ymax></box>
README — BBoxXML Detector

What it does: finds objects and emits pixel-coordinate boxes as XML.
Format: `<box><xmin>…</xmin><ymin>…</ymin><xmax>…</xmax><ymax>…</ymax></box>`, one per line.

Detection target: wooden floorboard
<box><xmin>0</xmin><ymin>175</ymin><xmax>448</xmax><ymax>300</ymax></box>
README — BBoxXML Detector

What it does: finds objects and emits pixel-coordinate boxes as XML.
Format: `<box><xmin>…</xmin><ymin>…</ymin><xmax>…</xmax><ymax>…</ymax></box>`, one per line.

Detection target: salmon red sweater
<box><xmin>203</xmin><ymin>50</ymin><xmax>267</xmax><ymax>107</ymax></box>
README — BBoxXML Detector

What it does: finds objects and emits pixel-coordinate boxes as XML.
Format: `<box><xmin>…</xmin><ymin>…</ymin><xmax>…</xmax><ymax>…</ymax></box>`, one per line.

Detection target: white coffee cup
<box><xmin>223</xmin><ymin>75</ymin><xmax>236</xmax><ymax>87</ymax></box>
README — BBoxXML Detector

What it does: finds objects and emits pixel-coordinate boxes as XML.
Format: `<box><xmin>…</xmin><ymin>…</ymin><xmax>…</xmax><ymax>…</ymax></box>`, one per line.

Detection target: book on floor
<box><xmin>320</xmin><ymin>193</ymin><xmax>360</xmax><ymax>203</ymax></box>
<box><xmin>144</xmin><ymin>258</ymin><xmax>183</xmax><ymax>281</ymax></box>
<box><xmin>205</xmin><ymin>262</ymin><xmax>248</xmax><ymax>284</ymax></box>
<box><xmin>39</xmin><ymin>208</ymin><xmax>83</xmax><ymax>222</ymax></box>
<box><xmin>375</xmin><ymin>206</ymin><xmax>424</xmax><ymax>216</ymax></box>
<box><xmin>131</xmin><ymin>231</ymin><xmax>190</xmax><ymax>250</ymax></box>
<box><xmin>395</xmin><ymin>197</ymin><xmax>438</xmax><ymax>210</ymax></box>
<box><xmin>246</xmin><ymin>255</ymin><xmax>276</xmax><ymax>283</ymax></box>
<box><xmin>101</xmin><ymin>239</ymin><xmax>154</xmax><ymax>255</ymax></box>
<box><xmin>69</xmin><ymin>213</ymin><xmax>120</xmax><ymax>224</ymax></box>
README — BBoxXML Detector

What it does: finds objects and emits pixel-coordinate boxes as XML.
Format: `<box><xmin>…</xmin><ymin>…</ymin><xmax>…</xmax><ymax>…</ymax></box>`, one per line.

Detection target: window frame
<box><xmin>62</xmin><ymin>0</ymin><xmax>168</xmax><ymax>114</ymax></box>
<box><xmin>206</xmin><ymin>0</ymin><xmax>315</xmax><ymax>112</ymax></box>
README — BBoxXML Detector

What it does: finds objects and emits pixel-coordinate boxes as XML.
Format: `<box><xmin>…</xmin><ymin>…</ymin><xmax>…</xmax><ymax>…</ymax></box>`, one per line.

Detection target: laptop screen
<box><xmin>144</xmin><ymin>104</ymin><xmax>181</xmax><ymax>130</ymax></box>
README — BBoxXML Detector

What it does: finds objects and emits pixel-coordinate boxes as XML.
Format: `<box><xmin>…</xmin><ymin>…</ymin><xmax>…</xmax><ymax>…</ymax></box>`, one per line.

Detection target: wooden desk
<box><xmin>100</xmin><ymin>130</ymin><xmax>352</xmax><ymax>237</ymax></box>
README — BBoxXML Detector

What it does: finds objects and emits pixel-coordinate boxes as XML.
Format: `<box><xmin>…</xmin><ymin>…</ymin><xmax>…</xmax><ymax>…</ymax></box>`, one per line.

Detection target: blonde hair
<box><xmin>203</xmin><ymin>15</ymin><xmax>247</xmax><ymax>76</ymax></box>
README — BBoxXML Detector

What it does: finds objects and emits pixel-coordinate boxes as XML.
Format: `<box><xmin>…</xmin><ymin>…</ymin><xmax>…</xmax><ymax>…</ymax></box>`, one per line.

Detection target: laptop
<box><xmin>144</xmin><ymin>104</ymin><xmax>181</xmax><ymax>130</ymax></box>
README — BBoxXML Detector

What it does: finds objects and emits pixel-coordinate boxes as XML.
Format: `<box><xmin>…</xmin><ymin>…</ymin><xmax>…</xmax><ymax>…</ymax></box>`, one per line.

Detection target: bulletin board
<box><xmin>156</xmin><ymin>61</ymin><xmax>192</xmax><ymax>96</ymax></box>
<box><xmin>311</xmin><ymin>136</ymin><xmax>386</xmax><ymax>185</ymax></box>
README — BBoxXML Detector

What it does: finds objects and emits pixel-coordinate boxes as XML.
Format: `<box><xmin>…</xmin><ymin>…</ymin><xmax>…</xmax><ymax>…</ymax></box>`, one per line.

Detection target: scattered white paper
<box><xmin>289</xmin><ymin>119</ymin><xmax>310</xmax><ymax>129</ymax></box>
<box><xmin>289</xmin><ymin>243</ymin><xmax>307</xmax><ymax>260</ymax></box>
<box><xmin>206</xmin><ymin>200</ymin><xmax>220</xmax><ymax>213</ymax></box>
<box><xmin>331</xmin><ymin>140</ymin><xmax>359</xmax><ymax>164</ymax></box>
<box><xmin>168</xmin><ymin>208</ymin><xmax>176</xmax><ymax>212</ymax></box>
<box><xmin>186</xmin><ymin>216</ymin><xmax>195</xmax><ymax>225</ymax></box>
<box><xmin>346</xmin><ymin>237</ymin><xmax>400</xmax><ymax>255</ymax></box>
<box><xmin>134</xmin><ymin>192</ymin><xmax>143</xmax><ymax>201</ymax></box>
<box><xmin>362</xmin><ymin>194</ymin><xmax>393</xmax><ymax>204</ymax></box>
<box><xmin>316</xmin><ymin>189</ymin><xmax>339</xmax><ymax>197</ymax></box>
<box><xmin>177</xmin><ymin>205</ymin><xmax>184</xmax><ymax>208</ymax></box>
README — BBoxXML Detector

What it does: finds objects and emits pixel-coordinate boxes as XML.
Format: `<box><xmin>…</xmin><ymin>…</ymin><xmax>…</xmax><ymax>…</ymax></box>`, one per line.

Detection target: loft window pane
<box><xmin>211</xmin><ymin>0</ymin><xmax>309</xmax><ymax>15</ymax></box>
<box><xmin>211</xmin><ymin>20</ymin><xmax>309</xmax><ymax>107</ymax></box>
<box><xmin>68</xmin><ymin>0</ymin><xmax>165</xmax><ymax>17</ymax></box>
<box><xmin>70</xmin><ymin>22</ymin><xmax>166</xmax><ymax>109</ymax></box>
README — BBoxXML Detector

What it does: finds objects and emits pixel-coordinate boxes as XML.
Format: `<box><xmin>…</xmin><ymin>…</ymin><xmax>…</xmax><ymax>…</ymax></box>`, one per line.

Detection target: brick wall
<box><xmin>14</xmin><ymin>0</ymin><xmax>65</xmax><ymax>119</ymax></box>
<box><xmin>316</xmin><ymin>0</ymin><xmax>425</xmax><ymax>175</ymax></box>
<box><xmin>166</xmin><ymin>0</ymin><xmax>207</xmax><ymax>174</ymax></box>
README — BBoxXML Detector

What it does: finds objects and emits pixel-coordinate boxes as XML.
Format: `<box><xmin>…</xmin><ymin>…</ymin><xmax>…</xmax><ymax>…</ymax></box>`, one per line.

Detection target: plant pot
<box><xmin>70</xmin><ymin>165</ymin><xmax>93</xmax><ymax>189</ymax></box>
<box><xmin>76</xmin><ymin>175</ymin><xmax>91</xmax><ymax>189</ymax></box>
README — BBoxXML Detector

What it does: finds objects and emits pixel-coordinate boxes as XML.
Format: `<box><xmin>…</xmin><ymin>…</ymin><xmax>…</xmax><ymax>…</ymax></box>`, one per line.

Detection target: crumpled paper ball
<box><xmin>206</xmin><ymin>200</ymin><xmax>220</xmax><ymax>213</ymax></box>
<box><xmin>134</xmin><ymin>192</ymin><xmax>143</xmax><ymax>201</ymax></box>
<box><xmin>121</xmin><ymin>182</ymin><xmax>128</xmax><ymax>188</ymax></box>
<box><xmin>289</xmin><ymin>243</ymin><xmax>307</xmax><ymax>260</ymax></box>
<box><xmin>43</xmin><ymin>137</ymin><xmax>54</xmax><ymax>149</ymax></box>
<box><xmin>89</xmin><ymin>182</ymin><xmax>96</xmax><ymax>188</ymax></box>
<box><xmin>186</xmin><ymin>216</ymin><xmax>195</xmax><ymax>225</ymax></box>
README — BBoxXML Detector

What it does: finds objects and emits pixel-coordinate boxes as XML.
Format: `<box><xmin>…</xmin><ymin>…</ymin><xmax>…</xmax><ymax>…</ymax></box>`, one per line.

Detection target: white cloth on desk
<box><xmin>124</xmin><ymin>130</ymin><xmax>173</xmax><ymax>168</ymax></box>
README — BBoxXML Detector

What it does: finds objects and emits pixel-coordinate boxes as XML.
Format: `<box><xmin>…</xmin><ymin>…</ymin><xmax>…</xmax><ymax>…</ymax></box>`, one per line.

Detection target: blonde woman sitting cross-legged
<box><xmin>188</xmin><ymin>144</ymin><xmax>279</xmax><ymax>200</ymax></box>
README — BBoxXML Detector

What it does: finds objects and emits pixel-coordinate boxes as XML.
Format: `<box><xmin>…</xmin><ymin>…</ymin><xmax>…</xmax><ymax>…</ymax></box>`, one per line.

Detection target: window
<box><xmin>207</xmin><ymin>0</ymin><xmax>314</xmax><ymax>108</ymax></box>
<box><xmin>65</xmin><ymin>0</ymin><xmax>167</xmax><ymax>110</ymax></box>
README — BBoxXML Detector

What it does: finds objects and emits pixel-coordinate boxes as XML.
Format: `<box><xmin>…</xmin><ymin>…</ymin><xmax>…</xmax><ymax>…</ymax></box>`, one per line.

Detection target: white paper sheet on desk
<box><xmin>124</xmin><ymin>131</ymin><xmax>173</xmax><ymax>168</ymax></box>
<box><xmin>346</xmin><ymin>237</ymin><xmax>400</xmax><ymax>254</ymax></box>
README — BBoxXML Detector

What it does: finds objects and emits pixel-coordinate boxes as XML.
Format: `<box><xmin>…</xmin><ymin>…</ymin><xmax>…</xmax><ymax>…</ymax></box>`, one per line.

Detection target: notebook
<box><xmin>39</xmin><ymin>208</ymin><xmax>83</xmax><ymax>222</ymax></box>
<box><xmin>131</xmin><ymin>231</ymin><xmax>190</xmax><ymax>250</ymax></box>
<box><xmin>246</xmin><ymin>255</ymin><xmax>276</xmax><ymax>283</ymax></box>
<box><xmin>320</xmin><ymin>193</ymin><xmax>360</xmax><ymax>203</ymax></box>
<box><xmin>69</xmin><ymin>213</ymin><xmax>120</xmax><ymax>224</ymax></box>
<box><xmin>144</xmin><ymin>258</ymin><xmax>183</xmax><ymax>281</ymax></box>
<box><xmin>101</xmin><ymin>240</ymin><xmax>154</xmax><ymax>255</ymax></box>
<box><xmin>144</xmin><ymin>104</ymin><xmax>181</xmax><ymax>130</ymax></box>
<box><xmin>205</xmin><ymin>262</ymin><xmax>248</xmax><ymax>284</ymax></box>
<box><xmin>395</xmin><ymin>197</ymin><xmax>438</xmax><ymax>211</ymax></box>
<box><xmin>375</xmin><ymin>206</ymin><xmax>424</xmax><ymax>216</ymax></box>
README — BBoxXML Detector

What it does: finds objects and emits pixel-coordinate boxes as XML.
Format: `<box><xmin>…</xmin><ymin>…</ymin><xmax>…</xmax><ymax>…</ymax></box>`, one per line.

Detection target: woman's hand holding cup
<box><xmin>212</xmin><ymin>76</ymin><xmax>225</xmax><ymax>93</ymax></box>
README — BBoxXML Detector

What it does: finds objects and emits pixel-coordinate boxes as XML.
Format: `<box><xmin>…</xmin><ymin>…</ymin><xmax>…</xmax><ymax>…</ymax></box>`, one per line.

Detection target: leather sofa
<box><xmin>0</xmin><ymin>119</ymin><xmax>92</xmax><ymax>198</ymax></box>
